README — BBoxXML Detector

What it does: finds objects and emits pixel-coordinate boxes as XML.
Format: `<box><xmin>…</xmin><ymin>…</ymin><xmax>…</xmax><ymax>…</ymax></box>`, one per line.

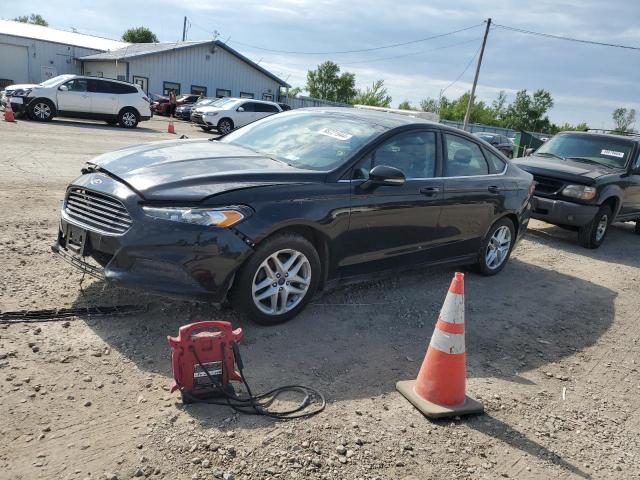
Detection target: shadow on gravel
<box><xmin>46</xmin><ymin>118</ymin><xmax>158</xmax><ymax>133</ymax></box>
<box><xmin>528</xmin><ymin>220</ymin><xmax>640</xmax><ymax>269</ymax></box>
<box><xmin>469</xmin><ymin>415</ymin><xmax>591</xmax><ymax>479</ymax></box>
<box><xmin>74</xmin><ymin>257</ymin><xmax>616</xmax><ymax>422</ymax></box>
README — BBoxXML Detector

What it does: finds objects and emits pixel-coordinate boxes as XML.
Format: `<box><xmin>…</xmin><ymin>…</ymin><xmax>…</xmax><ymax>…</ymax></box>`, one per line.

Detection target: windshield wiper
<box><xmin>566</xmin><ymin>157</ymin><xmax>610</xmax><ymax>168</ymax></box>
<box><xmin>536</xmin><ymin>152</ymin><xmax>565</xmax><ymax>161</ymax></box>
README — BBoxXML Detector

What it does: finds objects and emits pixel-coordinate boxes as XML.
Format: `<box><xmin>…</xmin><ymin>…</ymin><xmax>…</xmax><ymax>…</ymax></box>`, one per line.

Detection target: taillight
<box><xmin>143</xmin><ymin>96</ymin><xmax>150</xmax><ymax>103</ymax></box>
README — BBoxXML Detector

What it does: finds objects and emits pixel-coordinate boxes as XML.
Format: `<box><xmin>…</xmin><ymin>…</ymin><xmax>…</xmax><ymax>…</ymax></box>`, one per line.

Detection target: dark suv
<box><xmin>513</xmin><ymin>132</ymin><xmax>640</xmax><ymax>248</ymax></box>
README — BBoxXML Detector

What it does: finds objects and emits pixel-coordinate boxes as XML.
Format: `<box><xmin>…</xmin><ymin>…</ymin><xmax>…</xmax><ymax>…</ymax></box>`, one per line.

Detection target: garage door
<box><xmin>0</xmin><ymin>44</ymin><xmax>29</xmax><ymax>84</ymax></box>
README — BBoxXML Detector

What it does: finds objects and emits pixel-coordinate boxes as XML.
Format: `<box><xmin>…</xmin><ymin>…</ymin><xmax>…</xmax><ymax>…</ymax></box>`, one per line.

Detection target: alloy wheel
<box><xmin>33</xmin><ymin>103</ymin><xmax>51</xmax><ymax>120</ymax></box>
<box><xmin>121</xmin><ymin>112</ymin><xmax>136</xmax><ymax>127</ymax></box>
<box><xmin>252</xmin><ymin>249</ymin><xmax>312</xmax><ymax>315</ymax></box>
<box><xmin>485</xmin><ymin>225</ymin><xmax>512</xmax><ymax>270</ymax></box>
<box><xmin>219</xmin><ymin>120</ymin><xmax>232</xmax><ymax>134</ymax></box>
<box><xmin>595</xmin><ymin>214</ymin><xmax>608</xmax><ymax>242</ymax></box>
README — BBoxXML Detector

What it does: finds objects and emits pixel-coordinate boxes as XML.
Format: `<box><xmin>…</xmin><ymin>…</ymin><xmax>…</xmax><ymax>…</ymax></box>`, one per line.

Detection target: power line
<box><xmin>493</xmin><ymin>23</ymin><xmax>640</xmax><ymax>51</ymax></box>
<box><xmin>439</xmin><ymin>42</ymin><xmax>482</xmax><ymax>97</ymax></box>
<box><xmin>226</xmin><ymin>23</ymin><xmax>483</xmax><ymax>55</ymax></box>
<box><xmin>339</xmin><ymin>37</ymin><xmax>481</xmax><ymax>65</ymax></box>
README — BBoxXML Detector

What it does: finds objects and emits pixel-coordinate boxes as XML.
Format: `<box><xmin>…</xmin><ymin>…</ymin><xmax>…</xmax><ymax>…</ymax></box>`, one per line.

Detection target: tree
<box><xmin>122</xmin><ymin>27</ymin><xmax>159</xmax><ymax>43</ymax></box>
<box><xmin>398</xmin><ymin>100</ymin><xmax>413</xmax><ymax>110</ymax></box>
<box><xmin>306</xmin><ymin>61</ymin><xmax>356</xmax><ymax>103</ymax></box>
<box><xmin>14</xmin><ymin>14</ymin><xmax>48</xmax><ymax>26</ymax></box>
<box><xmin>612</xmin><ymin>108</ymin><xmax>636</xmax><ymax>134</ymax></box>
<box><xmin>503</xmin><ymin>89</ymin><xmax>554</xmax><ymax>131</ymax></box>
<box><xmin>420</xmin><ymin>98</ymin><xmax>439</xmax><ymax>113</ymax></box>
<box><xmin>352</xmin><ymin>80</ymin><xmax>392</xmax><ymax>107</ymax></box>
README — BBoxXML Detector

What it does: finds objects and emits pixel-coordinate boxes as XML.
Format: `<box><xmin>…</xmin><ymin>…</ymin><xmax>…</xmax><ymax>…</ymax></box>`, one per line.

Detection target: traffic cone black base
<box><xmin>396</xmin><ymin>380</ymin><xmax>483</xmax><ymax>419</ymax></box>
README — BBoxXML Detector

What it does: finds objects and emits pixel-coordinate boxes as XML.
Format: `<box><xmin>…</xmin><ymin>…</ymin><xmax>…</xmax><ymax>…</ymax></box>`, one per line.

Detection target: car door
<box><xmin>439</xmin><ymin>132</ymin><xmax>507</xmax><ymax>258</ymax></box>
<box><xmin>89</xmin><ymin>79</ymin><xmax>118</xmax><ymax>116</ymax></box>
<box><xmin>620</xmin><ymin>150</ymin><xmax>640</xmax><ymax>216</ymax></box>
<box><xmin>56</xmin><ymin>78</ymin><xmax>91</xmax><ymax>113</ymax></box>
<box><xmin>341</xmin><ymin>129</ymin><xmax>445</xmax><ymax>274</ymax></box>
<box><xmin>233</xmin><ymin>101</ymin><xmax>257</xmax><ymax>127</ymax></box>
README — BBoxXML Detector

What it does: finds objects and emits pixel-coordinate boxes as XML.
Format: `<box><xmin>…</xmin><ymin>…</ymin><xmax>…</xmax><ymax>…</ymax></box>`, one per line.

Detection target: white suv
<box><xmin>4</xmin><ymin>74</ymin><xmax>151</xmax><ymax>128</ymax></box>
<box><xmin>191</xmin><ymin>97</ymin><xmax>283</xmax><ymax>133</ymax></box>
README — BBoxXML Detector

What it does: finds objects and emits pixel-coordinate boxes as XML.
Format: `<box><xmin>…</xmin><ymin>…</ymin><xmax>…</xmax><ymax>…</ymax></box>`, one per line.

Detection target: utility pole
<box><xmin>463</xmin><ymin>18</ymin><xmax>491</xmax><ymax>131</ymax></box>
<box><xmin>182</xmin><ymin>16</ymin><xmax>187</xmax><ymax>41</ymax></box>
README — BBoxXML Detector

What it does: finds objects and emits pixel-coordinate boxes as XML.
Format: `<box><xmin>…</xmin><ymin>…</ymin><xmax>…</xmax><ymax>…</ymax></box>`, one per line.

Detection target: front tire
<box><xmin>578</xmin><ymin>205</ymin><xmax>612</xmax><ymax>249</ymax></box>
<box><xmin>29</xmin><ymin>99</ymin><xmax>54</xmax><ymax>122</ymax></box>
<box><xmin>475</xmin><ymin>218</ymin><xmax>515</xmax><ymax>276</ymax></box>
<box><xmin>231</xmin><ymin>233</ymin><xmax>321</xmax><ymax>325</ymax></box>
<box><xmin>118</xmin><ymin>108</ymin><xmax>139</xmax><ymax>128</ymax></box>
<box><xmin>217</xmin><ymin>118</ymin><xmax>234</xmax><ymax>135</ymax></box>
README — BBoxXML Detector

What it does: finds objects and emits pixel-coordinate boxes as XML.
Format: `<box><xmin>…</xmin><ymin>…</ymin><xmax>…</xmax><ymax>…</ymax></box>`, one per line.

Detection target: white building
<box><xmin>0</xmin><ymin>19</ymin><xmax>127</xmax><ymax>88</ymax></box>
<box><xmin>78</xmin><ymin>41</ymin><xmax>289</xmax><ymax>100</ymax></box>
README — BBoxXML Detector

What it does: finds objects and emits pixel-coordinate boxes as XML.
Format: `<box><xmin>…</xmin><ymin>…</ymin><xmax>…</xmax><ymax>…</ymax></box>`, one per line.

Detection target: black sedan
<box><xmin>52</xmin><ymin>108</ymin><xmax>533</xmax><ymax>324</ymax></box>
<box><xmin>474</xmin><ymin>133</ymin><xmax>515</xmax><ymax>159</ymax></box>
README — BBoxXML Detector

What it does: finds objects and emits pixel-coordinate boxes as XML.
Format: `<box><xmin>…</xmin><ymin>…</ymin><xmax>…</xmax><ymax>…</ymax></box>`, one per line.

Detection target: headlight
<box><xmin>204</xmin><ymin>112</ymin><xmax>219</xmax><ymax>117</ymax></box>
<box><xmin>562</xmin><ymin>184</ymin><xmax>596</xmax><ymax>200</ymax></box>
<box><xmin>142</xmin><ymin>207</ymin><xmax>246</xmax><ymax>227</ymax></box>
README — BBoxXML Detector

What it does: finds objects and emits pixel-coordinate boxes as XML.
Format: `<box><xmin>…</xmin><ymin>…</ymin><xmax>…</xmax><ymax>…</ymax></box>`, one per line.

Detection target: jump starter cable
<box><xmin>180</xmin><ymin>344</ymin><xmax>326</xmax><ymax>419</ymax></box>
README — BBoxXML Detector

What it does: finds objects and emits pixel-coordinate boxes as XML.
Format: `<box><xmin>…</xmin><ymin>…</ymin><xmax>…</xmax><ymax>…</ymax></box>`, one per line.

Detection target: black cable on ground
<box><xmin>180</xmin><ymin>345</ymin><xmax>325</xmax><ymax>420</ymax></box>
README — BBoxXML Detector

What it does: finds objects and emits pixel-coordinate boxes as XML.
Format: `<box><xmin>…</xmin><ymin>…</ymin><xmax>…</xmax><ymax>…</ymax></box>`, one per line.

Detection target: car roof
<box><xmin>65</xmin><ymin>75</ymin><xmax>140</xmax><ymax>88</ymax></box>
<box><xmin>291</xmin><ymin>107</ymin><xmax>442</xmax><ymax>129</ymax></box>
<box><xmin>557</xmin><ymin>130</ymin><xmax>640</xmax><ymax>145</ymax></box>
<box><xmin>231</xmin><ymin>97</ymin><xmax>279</xmax><ymax>105</ymax></box>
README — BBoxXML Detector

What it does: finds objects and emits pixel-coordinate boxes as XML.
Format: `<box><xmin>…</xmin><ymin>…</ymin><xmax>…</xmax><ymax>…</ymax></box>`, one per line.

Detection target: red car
<box><xmin>151</xmin><ymin>94</ymin><xmax>201</xmax><ymax>115</ymax></box>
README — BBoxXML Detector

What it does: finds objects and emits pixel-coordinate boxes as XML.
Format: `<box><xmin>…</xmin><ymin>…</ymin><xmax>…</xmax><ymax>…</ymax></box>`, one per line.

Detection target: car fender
<box><xmin>599</xmin><ymin>184</ymin><xmax>624</xmax><ymax>216</ymax></box>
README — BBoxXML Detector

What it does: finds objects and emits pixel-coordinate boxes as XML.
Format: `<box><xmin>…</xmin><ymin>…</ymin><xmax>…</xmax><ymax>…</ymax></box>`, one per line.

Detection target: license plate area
<box><xmin>64</xmin><ymin>224</ymin><xmax>88</xmax><ymax>256</ymax></box>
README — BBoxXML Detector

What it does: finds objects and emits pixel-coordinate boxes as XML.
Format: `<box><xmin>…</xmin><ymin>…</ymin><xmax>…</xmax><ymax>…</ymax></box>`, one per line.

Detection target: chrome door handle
<box><xmin>419</xmin><ymin>186</ymin><xmax>440</xmax><ymax>196</ymax></box>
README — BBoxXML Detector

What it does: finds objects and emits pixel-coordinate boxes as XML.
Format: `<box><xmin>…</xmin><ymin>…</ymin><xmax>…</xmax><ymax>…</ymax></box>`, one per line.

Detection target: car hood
<box><xmin>195</xmin><ymin>106</ymin><xmax>226</xmax><ymax>114</ymax></box>
<box><xmin>88</xmin><ymin>139</ymin><xmax>320</xmax><ymax>201</ymax></box>
<box><xmin>512</xmin><ymin>154</ymin><xmax>620</xmax><ymax>184</ymax></box>
<box><xmin>5</xmin><ymin>83</ymin><xmax>38</xmax><ymax>92</ymax></box>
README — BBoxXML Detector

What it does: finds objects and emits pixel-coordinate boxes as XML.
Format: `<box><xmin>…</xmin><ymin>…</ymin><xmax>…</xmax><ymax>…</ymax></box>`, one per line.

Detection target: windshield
<box><xmin>39</xmin><ymin>75</ymin><xmax>73</xmax><ymax>87</ymax></box>
<box><xmin>195</xmin><ymin>98</ymin><xmax>215</xmax><ymax>106</ymax></box>
<box><xmin>221</xmin><ymin>111</ymin><xmax>387</xmax><ymax>171</ymax></box>
<box><xmin>477</xmin><ymin>134</ymin><xmax>495</xmax><ymax>141</ymax></box>
<box><xmin>211</xmin><ymin>98</ymin><xmax>237</xmax><ymax>108</ymax></box>
<box><xmin>536</xmin><ymin>133</ymin><xmax>635</xmax><ymax>168</ymax></box>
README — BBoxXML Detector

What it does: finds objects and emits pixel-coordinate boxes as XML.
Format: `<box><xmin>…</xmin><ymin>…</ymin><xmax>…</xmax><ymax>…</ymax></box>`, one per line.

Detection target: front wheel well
<box><xmin>29</xmin><ymin>97</ymin><xmax>57</xmax><ymax>114</ymax></box>
<box><xmin>255</xmin><ymin>225</ymin><xmax>330</xmax><ymax>289</ymax></box>
<box><xmin>118</xmin><ymin>106</ymin><xmax>139</xmax><ymax>118</ymax></box>
<box><xmin>601</xmin><ymin>196</ymin><xmax>620</xmax><ymax>217</ymax></box>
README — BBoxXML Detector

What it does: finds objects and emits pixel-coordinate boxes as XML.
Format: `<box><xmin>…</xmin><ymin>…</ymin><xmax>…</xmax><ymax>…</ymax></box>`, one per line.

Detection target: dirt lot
<box><xmin>1</xmin><ymin>115</ymin><xmax>639</xmax><ymax>480</ymax></box>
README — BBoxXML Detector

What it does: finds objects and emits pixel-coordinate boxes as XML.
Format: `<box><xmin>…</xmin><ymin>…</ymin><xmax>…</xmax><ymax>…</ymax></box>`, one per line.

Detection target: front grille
<box><xmin>533</xmin><ymin>175</ymin><xmax>564</xmax><ymax>195</ymax></box>
<box><xmin>64</xmin><ymin>187</ymin><xmax>132</xmax><ymax>235</ymax></box>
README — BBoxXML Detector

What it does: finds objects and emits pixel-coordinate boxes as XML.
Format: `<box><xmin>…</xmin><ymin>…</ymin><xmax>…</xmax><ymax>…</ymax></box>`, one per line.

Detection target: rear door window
<box><xmin>444</xmin><ymin>134</ymin><xmax>490</xmax><ymax>177</ymax></box>
<box><xmin>484</xmin><ymin>149</ymin><xmax>507</xmax><ymax>174</ymax></box>
<box><xmin>256</xmin><ymin>103</ymin><xmax>280</xmax><ymax>113</ymax></box>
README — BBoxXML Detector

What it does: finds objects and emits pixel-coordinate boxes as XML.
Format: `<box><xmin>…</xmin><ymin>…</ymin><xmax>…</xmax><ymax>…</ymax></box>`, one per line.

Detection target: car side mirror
<box><xmin>237</xmin><ymin>106</ymin><xmax>245</xmax><ymax>112</ymax></box>
<box><xmin>491</xmin><ymin>140</ymin><xmax>499</xmax><ymax>146</ymax></box>
<box><xmin>362</xmin><ymin>165</ymin><xmax>406</xmax><ymax>189</ymax></box>
<box><xmin>59</xmin><ymin>85</ymin><xmax>68</xmax><ymax>91</ymax></box>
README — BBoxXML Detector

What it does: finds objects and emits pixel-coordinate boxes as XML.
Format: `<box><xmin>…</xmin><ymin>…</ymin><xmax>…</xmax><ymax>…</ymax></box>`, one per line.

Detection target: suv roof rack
<box><xmin>586</xmin><ymin>128</ymin><xmax>640</xmax><ymax>138</ymax></box>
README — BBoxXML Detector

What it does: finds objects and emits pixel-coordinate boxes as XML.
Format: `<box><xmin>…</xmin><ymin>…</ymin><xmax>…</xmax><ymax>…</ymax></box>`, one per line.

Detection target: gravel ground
<box><xmin>1</xmin><ymin>116</ymin><xmax>639</xmax><ymax>480</ymax></box>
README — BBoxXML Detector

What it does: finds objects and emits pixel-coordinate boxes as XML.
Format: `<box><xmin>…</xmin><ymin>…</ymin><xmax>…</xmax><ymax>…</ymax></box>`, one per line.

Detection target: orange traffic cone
<box><xmin>396</xmin><ymin>272</ymin><xmax>484</xmax><ymax>418</ymax></box>
<box><xmin>4</xmin><ymin>101</ymin><xmax>15</xmax><ymax>122</ymax></box>
<box><xmin>167</xmin><ymin>115</ymin><xmax>175</xmax><ymax>134</ymax></box>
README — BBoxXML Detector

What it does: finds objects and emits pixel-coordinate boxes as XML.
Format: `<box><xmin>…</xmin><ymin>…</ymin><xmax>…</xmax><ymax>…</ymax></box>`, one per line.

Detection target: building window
<box><xmin>191</xmin><ymin>85</ymin><xmax>207</xmax><ymax>96</ymax></box>
<box><xmin>117</xmin><ymin>75</ymin><xmax>126</xmax><ymax>82</ymax></box>
<box><xmin>262</xmin><ymin>93</ymin><xmax>274</xmax><ymax>101</ymax></box>
<box><xmin>216</xmin><ymin>88</ymin><xmax>231</xmax><ymax>98</ymax></box>
<box><xmin>163</xmin><ymin>81</ymin><xmax>181</xmax><ymax>95</ymax></box>
<box><xmin>133</xmin><ymin>76</ymin><xmax>149</xmax><ymax>93</ymax></box>
<box><xmin>240</xmin><ymin>92</ymin><xmax>254</xmax><ymax>99</ymax></box>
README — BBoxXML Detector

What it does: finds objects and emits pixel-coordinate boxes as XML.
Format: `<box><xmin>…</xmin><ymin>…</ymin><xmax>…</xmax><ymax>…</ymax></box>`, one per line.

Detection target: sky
<box><xmin>9</xmin><ymin>0</ymin><xmax>640</xmax><ymax>128</ymax></box>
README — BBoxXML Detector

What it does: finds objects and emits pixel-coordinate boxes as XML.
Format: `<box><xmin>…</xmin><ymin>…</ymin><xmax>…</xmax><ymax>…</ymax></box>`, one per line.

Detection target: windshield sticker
<box><xmin>318</xmin><ymin>128</ymin><xmax>353</xmax><ymax>141</ymax></box>
<box><xmin>601</xmin><ymin>149</ymin><xmax>625</xmax><ymax>158</ymax></box>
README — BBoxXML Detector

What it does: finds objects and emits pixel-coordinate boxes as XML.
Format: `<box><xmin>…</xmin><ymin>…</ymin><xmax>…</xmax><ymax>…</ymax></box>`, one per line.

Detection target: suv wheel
<box><xmin>578</xmin><ymin>205</ymin><xmax>612</xmax><ymax>249</ymax></box>
<box><xmin>217</xmin><ymin>118</ymin><xmax>234</xmax><ymax>134</ymax></box>
<box><xmin>29</xmin><ymin>99</ymin><xmax>54</xmax><ymax>121</ymax></box>
<box><xmin>475</xmin><ymin>217</ymin><xmax>515</xmax><ymax>275</ymax></box>
<box><xmin>118</xmin><ymin>109</ymin><xmax>139</xmax><ymax>128</ymax></box>
<box><xmin>230</xmin><ymin>233</ymin><xmax>321</xmax><ymax>325</ymax></box>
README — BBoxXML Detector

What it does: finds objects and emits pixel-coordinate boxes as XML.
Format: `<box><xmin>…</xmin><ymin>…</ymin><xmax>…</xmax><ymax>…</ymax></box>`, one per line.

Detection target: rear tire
<box><xmin>118</xmin><ymin>108</ymin><xmax>139</xmax><ymax>128</ymax></box>
<box><xmin>578</xmin><ymin>205</ymin><xmax>611</xmax><ymax>249</ymax></box>
<box><xmin>475</xmin><ymin>217</ymin><xmax>515</xmax><ymax>276</ymax></box>
<box><xmin>230</xmin><ymin>233</ymin><xmax>321</xmax><ymax>325</ymax></box>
